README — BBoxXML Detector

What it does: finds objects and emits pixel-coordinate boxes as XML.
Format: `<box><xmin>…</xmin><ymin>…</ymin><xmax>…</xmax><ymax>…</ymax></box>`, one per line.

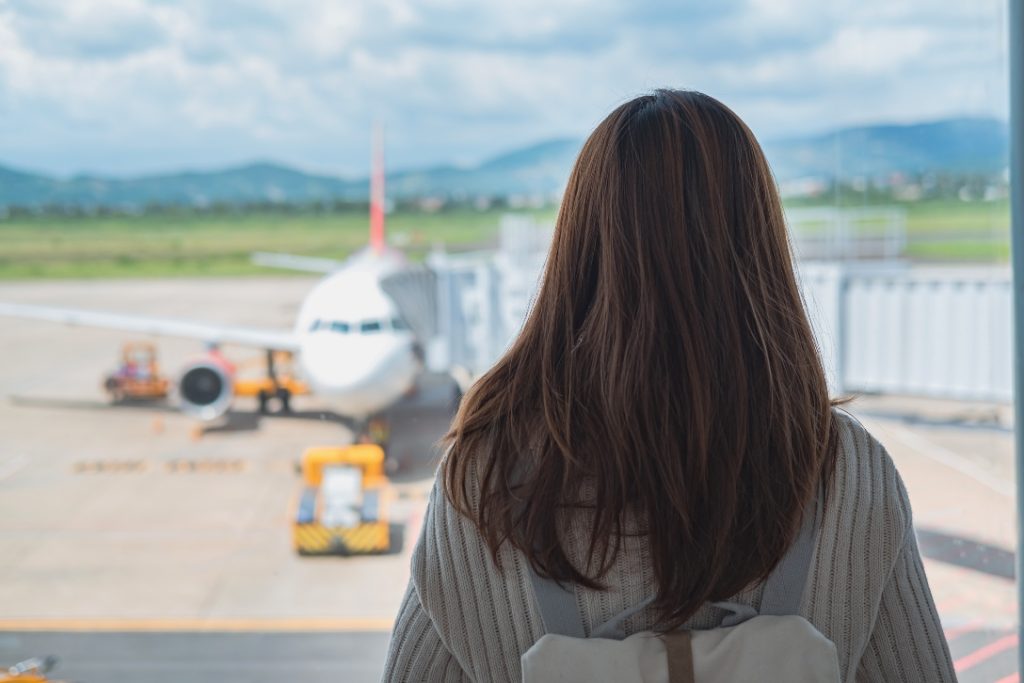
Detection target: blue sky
<box><xmin>0</xmin><ymin>0</ymin><xmax>1008</xmax><ymax>177</ymax></box>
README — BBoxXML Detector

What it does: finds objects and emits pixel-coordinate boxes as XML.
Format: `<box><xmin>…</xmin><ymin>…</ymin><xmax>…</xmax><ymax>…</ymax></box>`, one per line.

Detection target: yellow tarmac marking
<box><xmin>73</xmin><ymin>460</ymin><xmax>148</xmax><ymax>474</ymax></box>
<box><xmin>71</xmin><ymin>459</ymin><xmax>249</xmax><ymax>475</ymax></box>
<box><xmin>0</xmin><ymin>617</ymin><xmax>394</xmax><ymax>633</ymax></box>
<box><xmin>164</xmin><ymin>458</ymin><xmax>246</xmax><ymax>474</ymax></box>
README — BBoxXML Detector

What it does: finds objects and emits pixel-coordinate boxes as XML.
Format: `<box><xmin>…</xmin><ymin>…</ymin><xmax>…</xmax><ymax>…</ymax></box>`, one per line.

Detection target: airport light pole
<box><xmin>1011</xmin><ymin>0</ymin><xmax>1024</xmax><ymax>673</ymax></box>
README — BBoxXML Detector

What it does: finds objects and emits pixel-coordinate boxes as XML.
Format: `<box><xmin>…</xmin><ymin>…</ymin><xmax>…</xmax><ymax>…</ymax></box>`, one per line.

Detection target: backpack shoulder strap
<box><xmin>528</xmin><ymin>564</ymin><xmax>656</xmax><ymax>640</ymax></box>
<box><xmin>527</xmin><ymin>563</ymin><xmax>587</xmax><ymax>637</ymax></box>
<box><xmin>757</xmin><ymin>492</ymin><xmax>821</xmax><ymax>616</ymax></box>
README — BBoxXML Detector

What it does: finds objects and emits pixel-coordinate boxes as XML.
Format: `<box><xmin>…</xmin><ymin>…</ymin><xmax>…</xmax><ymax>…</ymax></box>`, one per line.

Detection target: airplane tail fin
<box><xmin>370</xmin><ymin>122</ymin><xmax>386</xmax><ymax>254</ymax></box>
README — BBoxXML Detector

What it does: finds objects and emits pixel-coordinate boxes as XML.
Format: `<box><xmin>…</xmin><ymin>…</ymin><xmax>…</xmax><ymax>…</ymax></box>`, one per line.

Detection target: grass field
<box><xmin>0</xmin><ymin>208</ymin><xmax>557</xmax><ymax>279</ymax></box>
<box><xmin>784</xmin><ymin>198</ymin><xmax>1011</xmax><ymax>262</ymax></box>
<box><xmin>0</xmin><ymin>199</ymin><xmax>1010</xmax><ymax>279</ymax></box>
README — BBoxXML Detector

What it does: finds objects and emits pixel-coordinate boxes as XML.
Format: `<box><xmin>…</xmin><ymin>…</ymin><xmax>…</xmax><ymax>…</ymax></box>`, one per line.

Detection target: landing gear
<box><xmin>256</xmin><ymin>350</ymin><xmax>294</xmax><ymax>415</ymax></box>
<box><xmin>355</xmin><ymin>415</ymin><xmax>395</xmax><ymax>472</ymax></box>
<box><xmin>257</xmin><ymin>386</ymin><xmax>293</xmax><ymax>414</ymax></box>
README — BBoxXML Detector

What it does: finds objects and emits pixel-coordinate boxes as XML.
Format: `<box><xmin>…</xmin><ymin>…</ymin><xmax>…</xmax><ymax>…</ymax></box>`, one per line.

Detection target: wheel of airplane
<box><xmin>276</xmin><ymin>387</ymin><xmax>292</xmax><ymax>414</ymax></box>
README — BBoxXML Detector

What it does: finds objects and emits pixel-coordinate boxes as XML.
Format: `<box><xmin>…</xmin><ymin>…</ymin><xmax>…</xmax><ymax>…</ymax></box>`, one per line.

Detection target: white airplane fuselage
<box><xmin>293</xmin><ymin>247</ymin><xmax>421</xmax><ymax>420</ymax></box>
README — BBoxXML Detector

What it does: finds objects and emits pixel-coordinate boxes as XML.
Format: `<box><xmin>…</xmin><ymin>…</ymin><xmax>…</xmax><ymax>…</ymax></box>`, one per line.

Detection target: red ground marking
<box><xmin>954</xmin><ymin>634</ymin><xmax>1019</xmax><ymax>673</ymax></box>
<box><xmin>994</xmin><ymin>674</ymin><xmax>1019</xmax><ymax>683</ymax></box>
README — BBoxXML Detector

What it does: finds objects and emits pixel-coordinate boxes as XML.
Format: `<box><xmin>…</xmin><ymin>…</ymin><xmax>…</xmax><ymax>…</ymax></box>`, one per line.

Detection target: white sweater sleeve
<box><xmin>382</xmin><ymin>580</ymin><xmax>471</xmax><ymax>683</ymax></box>
<box><xmin>855</xmin><ymin>528</ymin><xmax>957</xmax><ymax>682</ymax></box>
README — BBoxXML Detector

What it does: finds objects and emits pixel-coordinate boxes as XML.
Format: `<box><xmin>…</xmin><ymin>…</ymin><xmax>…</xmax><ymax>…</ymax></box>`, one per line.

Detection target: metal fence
<box><xmin>800</xmin><ymin>262</ymin><xmax>1013</xmax><ymax>402</ymax></box>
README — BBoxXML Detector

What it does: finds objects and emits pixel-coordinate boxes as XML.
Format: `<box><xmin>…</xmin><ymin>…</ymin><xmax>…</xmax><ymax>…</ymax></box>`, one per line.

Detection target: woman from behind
<box><xmin>383</xmin><ymin>89</ymin><xmax>955</xmax><ymax>682</ymax></box>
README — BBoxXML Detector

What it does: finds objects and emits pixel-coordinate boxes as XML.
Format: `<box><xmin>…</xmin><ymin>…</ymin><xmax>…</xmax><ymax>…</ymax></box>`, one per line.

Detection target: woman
<box><xmin>383</xmin><ymin>90</ymin><xmax>955</xmax><ymax>682</ymax></box>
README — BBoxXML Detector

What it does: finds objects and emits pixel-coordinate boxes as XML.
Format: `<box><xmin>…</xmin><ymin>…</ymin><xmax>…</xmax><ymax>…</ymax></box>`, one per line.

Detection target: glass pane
<box><xmin>0</xmin><ymin>1</ymin><xmax>1012</xmax><ymax>681</ymax></box>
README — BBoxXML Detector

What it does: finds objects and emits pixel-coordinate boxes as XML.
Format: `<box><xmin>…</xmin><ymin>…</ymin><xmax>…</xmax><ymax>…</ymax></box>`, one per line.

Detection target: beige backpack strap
<box><xmin>661</xmin><ymin>631</ymin><xmax>696</xmax><ymax>683</ymax></box>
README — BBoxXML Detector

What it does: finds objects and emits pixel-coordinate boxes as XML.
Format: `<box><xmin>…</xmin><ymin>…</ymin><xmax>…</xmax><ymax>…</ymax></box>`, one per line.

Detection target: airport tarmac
<box><xmin>0</xmin><ymin>278</ymin><xmax>1019</xmax><ymax>682</ymax></box>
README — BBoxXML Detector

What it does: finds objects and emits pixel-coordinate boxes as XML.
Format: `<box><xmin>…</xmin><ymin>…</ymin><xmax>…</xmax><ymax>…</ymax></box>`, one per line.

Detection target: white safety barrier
<box><xmin>428</xmin><ymin>217</ymin><xmax>1012</xmax><ymax>404</ymax></box>
<box><xmin>800</xmin><ymin>262</ymin><xmax>1012</xmax><ymax>402</ymax></box>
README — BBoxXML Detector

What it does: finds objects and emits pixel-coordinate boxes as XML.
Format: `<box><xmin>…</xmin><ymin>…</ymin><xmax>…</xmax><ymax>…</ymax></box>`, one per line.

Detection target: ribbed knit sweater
<box><xmin>383</xmin><ymin>411</ymin><xmax>956</xmax><ymax>682</ymax></box>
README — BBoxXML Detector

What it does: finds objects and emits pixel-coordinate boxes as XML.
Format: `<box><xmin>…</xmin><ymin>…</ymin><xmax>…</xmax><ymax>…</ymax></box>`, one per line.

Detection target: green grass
<box><xmin>785</xmin><ymin>198</ymin><xmax>1009</xmax><ymax>236</ymax></box>
<box><xmin>903</xmin><ymin>198</ymin><xmax>1009</xmax><ymax>236</ymax></box>
<box><xmin>0</xmin><ymin>208</ymin><xmax>557</xmax><ymax>280</ymax></box>
<box><xmin>783</xmin><ymin>197</ymin><xmax>1009</xmax><ymax>263</ymax></box>
<box><xmin>904</xmin><ymin>241</ymin><xmax>1011</xmax><ymax>262</ymax></box>
<box><xmin>783</xmin><ymin>197</ymin><xmax>1009</xmax><ymax>233</ymax></box>
<box><xmin>0</xmin><ymin>198</ymin><xmax>1010</xmax><ymax>279</ymax></box>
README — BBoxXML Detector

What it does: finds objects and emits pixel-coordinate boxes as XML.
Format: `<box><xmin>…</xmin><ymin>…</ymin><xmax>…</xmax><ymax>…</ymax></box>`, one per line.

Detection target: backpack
<box><xmin>521</xmin><ymin>500</ymin><xmax>841</xmax><ymax>682</ymax></box>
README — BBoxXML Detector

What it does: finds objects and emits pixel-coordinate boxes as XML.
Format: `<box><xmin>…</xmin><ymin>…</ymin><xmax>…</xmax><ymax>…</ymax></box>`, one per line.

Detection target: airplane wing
<box><xmin>251</xmin><ymin>252</ymin><xmax>343</xmax><ymax>273</ymax></box>
<box><xmin>0</xmin><ymin>302</ymin><xmax>300</xmax><ymax>351</ymax></box>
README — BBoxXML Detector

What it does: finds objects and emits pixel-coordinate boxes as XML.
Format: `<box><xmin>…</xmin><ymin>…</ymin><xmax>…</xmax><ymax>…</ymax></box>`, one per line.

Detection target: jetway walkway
<box><xmin>419</xmin><ymin>215</ymin><xmax>1013</xmax><ymax>405</ymax></box>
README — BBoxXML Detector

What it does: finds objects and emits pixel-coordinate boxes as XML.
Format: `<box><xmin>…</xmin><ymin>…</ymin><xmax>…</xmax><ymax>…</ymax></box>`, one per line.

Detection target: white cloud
<box><xmin>817</xmin><ymin>25</ymin><xmax>932</xmax><ymax>74</ymax></box>
<box><xmin>0</xmin><ymin>0</ymin><xmax>1009</xmax><ymax>176</ymax></box>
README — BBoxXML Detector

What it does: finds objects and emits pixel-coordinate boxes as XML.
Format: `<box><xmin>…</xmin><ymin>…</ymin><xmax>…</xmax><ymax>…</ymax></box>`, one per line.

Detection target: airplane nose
<box><xmin>301</xmin><ymin>344</ymin><xmax>368</xmax><ymax>391</ymax></box>
<box><xmin>315</xmin><ymin>364</ymin><xmax>375</xmax><ymax>393</ymax></box>
<box><xmin>299</xmin><ymin>334</ymin><xmax>413</xmax><ymax>395</ymax></box>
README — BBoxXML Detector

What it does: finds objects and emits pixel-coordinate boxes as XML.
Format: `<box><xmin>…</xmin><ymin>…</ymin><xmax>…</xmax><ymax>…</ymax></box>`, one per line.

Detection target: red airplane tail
<box><xmin>369</xmin><ymin>123</ymin><xmax>385</xmax><ymax>254</ymax></box>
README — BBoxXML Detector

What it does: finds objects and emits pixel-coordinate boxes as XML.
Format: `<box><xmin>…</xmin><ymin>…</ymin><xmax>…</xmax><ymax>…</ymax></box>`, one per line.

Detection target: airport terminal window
<box><xmin>0</xmin><ymin>2</ymin><xmax>1014</xmax><ymax>681</ymax></box>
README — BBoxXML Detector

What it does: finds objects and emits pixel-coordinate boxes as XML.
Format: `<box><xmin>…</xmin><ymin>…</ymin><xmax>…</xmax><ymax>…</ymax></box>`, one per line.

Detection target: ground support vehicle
<box><xmin>103</xmin><ymin>342</ymin><xmax>169</xmax><ymax>402</ymax></box>
<box><xmin>292</xmin><ymin>444</ymin><xmax>403</xmax><ymax>556</ymax></box>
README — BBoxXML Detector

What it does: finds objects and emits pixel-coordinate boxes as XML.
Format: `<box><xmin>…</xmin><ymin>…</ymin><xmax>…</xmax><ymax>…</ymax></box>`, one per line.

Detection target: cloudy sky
<box><xmin>0</xmin><ymin>0</ymin><xmax>1008</xmax><ymax>177</ymax></box>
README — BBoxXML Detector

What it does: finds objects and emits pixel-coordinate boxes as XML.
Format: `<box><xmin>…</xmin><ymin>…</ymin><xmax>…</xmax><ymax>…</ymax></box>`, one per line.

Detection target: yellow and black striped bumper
<box><xmin>293</xmin><ymin>521</ymin><xmax>391</xmax><ymax>555</ymax></box>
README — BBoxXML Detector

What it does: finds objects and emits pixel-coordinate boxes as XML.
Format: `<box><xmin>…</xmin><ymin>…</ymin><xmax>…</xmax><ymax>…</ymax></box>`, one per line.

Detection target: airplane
<box><xmin>0</xmin><ymin>124</ymin><xmax>436</xmax><ymax>441</ymax></box>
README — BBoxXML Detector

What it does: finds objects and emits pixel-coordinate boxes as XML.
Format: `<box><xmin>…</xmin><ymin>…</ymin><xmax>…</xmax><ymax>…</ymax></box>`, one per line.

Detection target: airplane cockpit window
<box><xmin>392</xmin><ymin>317</ymin><xmax>409</xmax><ymax>332</ymax></box>
<box><xmin>309</xmin><ymin>319</ymin><xmax>322</xmax><ymax>332</ymax></box>
<box><xmin>330</xmin><ymin>321</ymin><xmax>351</xmax><ymax>334</ymax></box>
<box><xmin>360</xmin><ymin>320</ymin><xmax>382</xmax><ymax>334</ymax></box>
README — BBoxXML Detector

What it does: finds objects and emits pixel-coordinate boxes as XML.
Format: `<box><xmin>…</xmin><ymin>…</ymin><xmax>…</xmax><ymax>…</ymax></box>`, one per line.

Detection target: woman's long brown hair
<box><xmin>442</xmin><ymin>89</ymin><xmax>840</xmax><ymax>629</ymax></box>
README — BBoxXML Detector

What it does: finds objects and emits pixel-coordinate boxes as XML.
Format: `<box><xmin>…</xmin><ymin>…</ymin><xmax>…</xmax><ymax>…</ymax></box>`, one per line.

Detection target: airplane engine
<box><xmin>178</xmin><ymin>356</ymin><xmax>234</xmax><ymax>420</ymax></box>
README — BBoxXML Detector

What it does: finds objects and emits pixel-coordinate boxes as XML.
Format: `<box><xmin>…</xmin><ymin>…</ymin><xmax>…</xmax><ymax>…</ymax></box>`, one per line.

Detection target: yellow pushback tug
<box><xmin>293</xmin><ymin>444</ymin><xmax>404</xmax><ymax>556</ymax></box>
<box><xmin>1</xmin><ymin>656</ymin><xmax>68</xmax><ymax>683</ymax></box>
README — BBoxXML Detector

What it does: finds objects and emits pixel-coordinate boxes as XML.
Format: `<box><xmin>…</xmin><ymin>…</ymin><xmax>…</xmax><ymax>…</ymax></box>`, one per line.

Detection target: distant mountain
<box><xmin>761</xmin><ymin>118</ymin><xmax>1009</xmax><ymax>180</ymax></box>
<box><xmin>0</xmin><ymin>162</ymin><xmax>352</xmax><ymax>209</ymax></box>
<box><xmin>0</xmin><ymin>118</ymin><xmax>1007</xmax><ymax>210</ymax></box>
<box><xmin>388</xmin><ymin>139</ymin><xmax>582</xmax><ymax>199</ymax></box>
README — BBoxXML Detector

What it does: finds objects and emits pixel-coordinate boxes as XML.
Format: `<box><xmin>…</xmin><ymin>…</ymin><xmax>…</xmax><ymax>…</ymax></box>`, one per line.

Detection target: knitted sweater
<box><xmin>382</xmin><ymin>411</ymin><xmax>956</xmax><ymax>682</ymax></box>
